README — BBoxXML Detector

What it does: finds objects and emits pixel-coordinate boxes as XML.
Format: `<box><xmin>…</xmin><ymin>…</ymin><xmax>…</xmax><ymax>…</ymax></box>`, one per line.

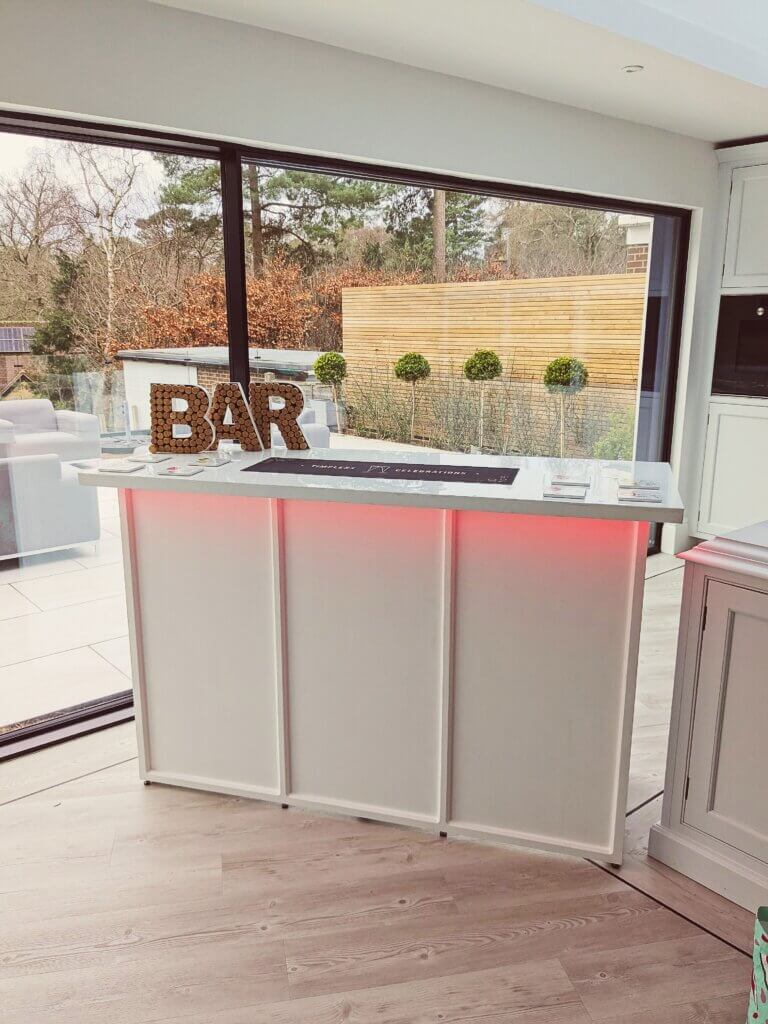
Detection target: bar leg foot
<box><xmin>281</xmin><ymin>803</ymin><xmax>289</xmax><ymax>809</ymax></box>
<box><xmin>439</xmin><ymin>830</ymin><xmax>447</xmax><ymax>838</ymax></box>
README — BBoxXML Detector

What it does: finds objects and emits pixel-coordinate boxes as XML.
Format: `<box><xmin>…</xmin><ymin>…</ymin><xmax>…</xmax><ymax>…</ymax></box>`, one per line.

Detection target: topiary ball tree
<box><xmin>543</xmin><ymin>356</ymin><xmax>589</xmax><ymax>394</ymax></box>
<box><xmin>395</xmin><ymin>352</ymin><xmax>431</xmax><ymax>439</ymax></box>
<box><xmin>463</xmin><ymin>349</ymin><xmax>502</xmax><ymax>452</ymax></box>
<box><xmin>463</xmin><ymin>349</ymin><xmax>502</xmax><ymax>383</ymax></box>
<box><xmin>314</xmin><ymin>351</ymin><xmax>347</xmax><ymax>433</ymax></box>
<box><xmin>543</xmin><ymin>356</ymin><xmax>589</xmax><ymax>457</ymax></box>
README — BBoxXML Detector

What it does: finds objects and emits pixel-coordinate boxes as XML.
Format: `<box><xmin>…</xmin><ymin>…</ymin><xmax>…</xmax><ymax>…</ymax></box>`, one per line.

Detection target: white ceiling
<box><xmin>149</xmin><ymin>0</ymin><xmax>768</xmax><ymax>142</ymax></box>
<box><xmin>536</xmin><ymin>0</ymin><xmax>768</xmax><ymax>88</ymax></box>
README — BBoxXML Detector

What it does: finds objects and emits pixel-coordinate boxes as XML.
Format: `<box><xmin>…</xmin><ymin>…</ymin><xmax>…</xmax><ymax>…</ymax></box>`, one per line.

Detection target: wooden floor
<box><xmin>0</xmin><ymin>556</ymin><xmax>754</xmax><ymax>1023</ymax></box>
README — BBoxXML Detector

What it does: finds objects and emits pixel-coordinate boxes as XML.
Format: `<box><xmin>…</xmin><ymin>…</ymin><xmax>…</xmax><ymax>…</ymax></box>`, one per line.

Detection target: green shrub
<box><xmin>543</xmin><ymin>356</ymin><xmax>588</xmax><ymax>394</ymax></box>
<box><xmin>592</xmin><ymin>407</ymin><xmax>635</xmax><ymax>460</ymax></box>
<box><xmin>394</xmin><ymin>352</ymin><xmax>431</xmax><ymax>383</ymax></box>
<box><xmin>313</xmin><ymin>351</ymin><xmax>347</xmax><ymax>387</ymax></box>
<box><xmin>463</xmin><ymin>349</ymin><xmax>502</xmax><ymax>382</ymax></box>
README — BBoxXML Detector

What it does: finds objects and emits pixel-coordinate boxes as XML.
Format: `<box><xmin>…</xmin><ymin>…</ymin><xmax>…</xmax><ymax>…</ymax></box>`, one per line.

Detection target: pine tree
<box><xmin>30</xmin><ymin>252</ymin><xmax>83</xmax><ymax>405</ymax></box>
<box><xmin>384</xmin><ymin>187</ymin><xmax>490</xmax><ymax>276</ymax></box>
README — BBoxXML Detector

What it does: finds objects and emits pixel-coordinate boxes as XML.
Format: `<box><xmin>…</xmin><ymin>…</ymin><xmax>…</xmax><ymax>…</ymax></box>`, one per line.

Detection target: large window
<box><xmin>0</xmin><ymin>115</ymin><xmax>688</xmax><ymax>754</ymax></box>
<box><xmin>238</xmin><ymin>159</ymin><xmax>685</xmax><ymax>475</ymax></box>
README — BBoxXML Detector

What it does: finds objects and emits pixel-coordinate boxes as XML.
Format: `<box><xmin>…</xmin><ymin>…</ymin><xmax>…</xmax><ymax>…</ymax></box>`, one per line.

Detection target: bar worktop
<box><xmin>82</xmin><ymin>448</ymin><xmax>684</xmax><ymax>523</ymax></box>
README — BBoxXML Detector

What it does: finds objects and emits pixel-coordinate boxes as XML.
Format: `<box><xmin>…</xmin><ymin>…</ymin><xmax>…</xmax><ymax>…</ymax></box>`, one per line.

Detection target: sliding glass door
<box><xmin>0</xmin><ymin>131</ymin><xmax>224</xmax><ymax>752</ymax></box>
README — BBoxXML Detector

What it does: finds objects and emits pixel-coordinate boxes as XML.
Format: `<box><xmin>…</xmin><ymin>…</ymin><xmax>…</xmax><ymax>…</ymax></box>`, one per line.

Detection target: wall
<box><xmin>0</xmin><ymin>0</ymin><xmax>722</xmax><ymax>548</ymax></box>
<box><xmin>0</xmin><ymin>353</ymin><xmax>32</xmax><ymax>392</ymax></box>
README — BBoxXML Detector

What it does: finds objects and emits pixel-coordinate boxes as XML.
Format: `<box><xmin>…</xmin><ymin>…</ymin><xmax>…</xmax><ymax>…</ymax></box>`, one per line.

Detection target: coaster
<box><xmin>618</xmin><ymin>489</ymin><xmax>663</xmax><ymax>503</ymax></box>
<box><xmin>550</xmin><ymin>473</ymin><xmax>591</xmax><ymax>487</ymax></box>
<box><xmin>128</xmin><ymin>453</ymin><xmax>172</xmax><ymax>464</ymax></box>
<box><xmin>543</xmin><ymin>484</ymin><xmax>587</xmax><ymax>500</ymax></box>
<box><xmin>98</xmin><ymin>461</ymin><xmax>143</xmax><ymax>474</ymax></box>
<box><xmin>190</xmin><ymin>452</ymin><xmax>231</xmax><ymax>467</ymax></box>
<box><xmin>618</xmin><ymin>478</ymin><xmax>660</xmax><ymax>490</ymax></box>
<box><xmin>156</xmin><ymin>464</ymin><xmax>204</xmax><ymax>477</ymax></box>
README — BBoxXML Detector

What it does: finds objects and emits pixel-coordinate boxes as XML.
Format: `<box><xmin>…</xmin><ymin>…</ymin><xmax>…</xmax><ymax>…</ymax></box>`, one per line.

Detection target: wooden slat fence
<box><xmin>342</xmin><ymin>273</ymin><xmax>646</xmax><ymax>390</ymax></box>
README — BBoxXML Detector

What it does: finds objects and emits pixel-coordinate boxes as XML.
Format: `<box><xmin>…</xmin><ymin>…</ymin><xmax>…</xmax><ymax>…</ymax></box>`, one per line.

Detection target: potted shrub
<box><xmin>543</xmin><ymin>356</ymin><xmax>588</xmax><ymax>458</ymax></box>
<box><xmin>313</xmin><ymin>351</ymin><xmax>347</xmax><ymax>434</ymax></box>
<box><xmin>394</xmin><ymin>352</ymin><xmax>431</xmax><ymax>440</ymax></box>
<box><xmin>463</xmin><ymin>349</ymin><xmax>502</xmax><ymax>452</ymax></box>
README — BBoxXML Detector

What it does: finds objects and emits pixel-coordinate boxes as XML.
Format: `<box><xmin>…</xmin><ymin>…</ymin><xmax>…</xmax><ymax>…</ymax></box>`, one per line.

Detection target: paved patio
<box><xmin>0</xmin><ymin>484</ymin><xmax>129</xmax><ymax>730</ymax></box>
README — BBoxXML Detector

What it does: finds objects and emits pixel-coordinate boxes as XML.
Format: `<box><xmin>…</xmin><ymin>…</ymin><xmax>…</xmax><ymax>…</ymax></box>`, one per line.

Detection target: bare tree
<box><xmin>0</xmin><ymin>152</ymin><xmax>78</xmax><ymax>315</ymax></box>
<box><xmin>495</xmin><ymin>201</ymin><xmax>627</xmax><ymax>279</ymax></box>
<box><xmin>431</xmin><ymin>188</ymin><xmax>446</xmax><ymax>282</ymax></box>
<box><xmin>65</xmin><ymin>143</ymin><xmax>145</xmax><ymax>364</ymax></box>
<box><xmin>246</xmin><ymin>163</ymin><xmax>265</xmax><ymax>275</ymax></box>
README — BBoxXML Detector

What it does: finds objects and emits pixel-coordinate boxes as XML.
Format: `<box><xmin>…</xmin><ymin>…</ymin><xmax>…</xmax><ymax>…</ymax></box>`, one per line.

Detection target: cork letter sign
<box><xmin>208</xmin><ymin>382</ymin><xmax>263</xmax><ymax>452</ymax></box>
<box><xmin>249</xmin><ymin>382</ymin><xmax>309</xmax><ymax>451</ymax></box>
<box><xmin>150</xmin><ymin>383</ymin><xmax>214</xmax><ymax>454</ymax></box>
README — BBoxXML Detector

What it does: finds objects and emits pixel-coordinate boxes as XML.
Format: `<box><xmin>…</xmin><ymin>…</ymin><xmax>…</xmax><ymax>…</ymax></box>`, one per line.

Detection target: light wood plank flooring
<box><xmin>0</xmin><ymin>555</ymin><xmax>754</xmax><ymax>1022</ymax></box>
<box><xmin>0</xmin><ymin>758</ymin><xmax>752</xmax><ymax>1024</ymax></box>
<box><xmin>616</xmin><ymin>560</ymin><xmax>755</xmax><ymax>952</ymax></box>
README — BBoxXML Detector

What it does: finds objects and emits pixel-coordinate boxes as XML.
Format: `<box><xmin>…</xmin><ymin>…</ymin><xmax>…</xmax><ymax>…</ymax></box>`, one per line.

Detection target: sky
<box><xmin>0</xmin><ymin>130</ymin><xmax>165</xmax><ymax>189</ymax></box>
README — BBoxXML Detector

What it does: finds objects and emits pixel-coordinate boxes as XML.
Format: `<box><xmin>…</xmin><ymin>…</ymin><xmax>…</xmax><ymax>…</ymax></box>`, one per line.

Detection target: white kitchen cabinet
<box><xmin>649</xmin><ymin>522</ymin><xmax>768</xmax><ymax>911</ymax></box>
<box><xmin>698</xmin><ymin>397</ymin><xmax>768</xmax><ymax>537</ymax></box>
<box><xmin>723</xmin><ymin>164</ymin><xmax>768</xmax><ymax>289</ymax></box>
<box><xmin>684</xmin><ymin>580</ymin><xmax>768</xmax><ymax>862</ymax></box>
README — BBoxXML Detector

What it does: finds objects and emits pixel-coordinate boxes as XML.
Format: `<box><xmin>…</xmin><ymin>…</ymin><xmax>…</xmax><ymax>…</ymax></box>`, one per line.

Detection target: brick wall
<box><xmin>196</xmin><ymin>364</ymin><xmax>291</xmax><ymax>390</ymax></box>
<box><xmin>0</xmin><ymin>353</ymin><xmax>32</xmax><ymax>390</ymax></box>
<box><xmin>196</xmin><ymin>365</ymin><xmax>230</xmax><ymax>391</ymax></box>
<box><xmin>626</xmin><ymin>244</ymin><xmax>649</xmax><ymax>274</ymax></box>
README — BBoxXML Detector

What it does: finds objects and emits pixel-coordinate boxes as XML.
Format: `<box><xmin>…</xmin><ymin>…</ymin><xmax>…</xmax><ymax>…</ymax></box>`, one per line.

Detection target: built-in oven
<box><xmin>713</xmin><ymin>294</ymin><xmax>768</xmax><ymax>397</ymax></box>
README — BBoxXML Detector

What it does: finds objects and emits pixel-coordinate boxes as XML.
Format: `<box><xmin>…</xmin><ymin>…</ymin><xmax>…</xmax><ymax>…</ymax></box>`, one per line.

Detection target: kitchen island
<box><xmin>82</xmin><ymin>447</ymin><xmax>683</xmax><ymax>862</ymax></box>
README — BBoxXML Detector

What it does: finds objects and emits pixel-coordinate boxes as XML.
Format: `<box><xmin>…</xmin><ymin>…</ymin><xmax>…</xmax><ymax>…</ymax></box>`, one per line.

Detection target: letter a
<box><xmin>209</xmin><ymin>382</ymin><xmax>263</xmax><ymax>451</ymax></box>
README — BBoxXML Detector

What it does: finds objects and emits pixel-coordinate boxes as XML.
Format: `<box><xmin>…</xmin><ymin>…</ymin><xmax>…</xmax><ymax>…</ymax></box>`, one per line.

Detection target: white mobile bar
<box><xmin>83</xmin><ymin>449</ymin><xmax>683</xmax><ymax>862</ymax></box>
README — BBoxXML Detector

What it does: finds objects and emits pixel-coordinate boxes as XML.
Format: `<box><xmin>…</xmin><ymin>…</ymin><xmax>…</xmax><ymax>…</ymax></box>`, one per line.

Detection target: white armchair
<box><xmin>0</xmin><ymin>399</ymin><xmax>101</xmax><ymax>462</ymax></box>
<box><xmin>0</xmin><ymin>455</ymin><xmax>100</xmax><ymax>559</ymax></box>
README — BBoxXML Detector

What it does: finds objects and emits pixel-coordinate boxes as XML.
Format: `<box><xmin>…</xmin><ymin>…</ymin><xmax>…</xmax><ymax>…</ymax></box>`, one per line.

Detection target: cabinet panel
<box><xmin>724</xmin><ymin>165</ymin><xmax>768</xmax><ymax>289</ymax></box>
<box><xmin>450</xmin><ymin>513</ymin><xmax>646</xmax><ymax>859</ymax></box>
<box><xmin>131</xmin><ymin>491</ymin><xmax>280</xmax><ymax>792</ymax></box>
<box><xmin>684</xmin><ymin>581</ymin><xmax>768</xmax><ymax>863</ymax></box>
<box><xmin>698</xmin><ymin>401</ymin><xmax>768</xmax><ymax>536</ymax></box>
<box><xmin>282</xmin><ymin>499</ymin><xmax>443</xmax><ymax>820</ymax></box>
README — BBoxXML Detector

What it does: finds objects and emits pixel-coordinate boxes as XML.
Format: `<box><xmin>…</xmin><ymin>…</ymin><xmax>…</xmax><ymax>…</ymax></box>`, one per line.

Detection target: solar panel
<box><xmin>0</xmin><ymin>327</ymin><xmax>35</xmax><ymax>352</ymax></box>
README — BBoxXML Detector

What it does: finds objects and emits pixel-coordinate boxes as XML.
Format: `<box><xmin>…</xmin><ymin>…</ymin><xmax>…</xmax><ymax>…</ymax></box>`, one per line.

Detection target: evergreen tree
<box><xmin>241</xmin><ymin>166</ymin><xmax>385</xmax><ymax>272</ymax></box>
<box><xmin>31</xmin><ymin>251</ymin><xmax>80</xmax><ymax>373</ymax></box>
<box><xmin>30</xmin><ymin>252</ymin><xmax>83</xmax><ymax>404</ymax></box>
<box><xmin>384</xmin><ymin>187</ymin><xmax>490</xmax><ymax>275</ymax></box>
<box><xmin>141</xmin><ymin>155</ymin><xmax>224</xmax><ymax>270</ymax></box>
<box><xmin>153</xmin><ymin>157</ymin><xmax>385</xmax><ymax>274</ymax></box>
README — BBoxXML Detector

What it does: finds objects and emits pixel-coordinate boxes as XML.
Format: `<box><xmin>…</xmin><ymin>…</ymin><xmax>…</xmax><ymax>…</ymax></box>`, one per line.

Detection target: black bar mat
<box><xmin>243</xmin><ymin>457</ymin><xmax>519</xmax><ymax>486</ymax></box>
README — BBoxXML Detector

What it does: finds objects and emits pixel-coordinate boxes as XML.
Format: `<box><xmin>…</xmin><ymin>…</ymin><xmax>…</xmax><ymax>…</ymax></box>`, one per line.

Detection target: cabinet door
<box><xmin>684</xmin><ymin>581</ymin><xmax>768</xmax><ymax>863</ymax></box>
<box><xmin>698</xmin><ymin>401</ymin><xmax>768</xmax><ymax>536</ymax></box>
<box><xmin>723</xmin><ymin>165</ymin><xmax>768</xmax><ymax>289</ymax></box>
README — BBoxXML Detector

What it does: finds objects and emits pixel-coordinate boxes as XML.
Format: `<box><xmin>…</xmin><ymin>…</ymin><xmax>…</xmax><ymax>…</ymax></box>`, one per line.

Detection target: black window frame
<box><xmin>0</xmin><ymin>109</ymin><xmax>691</xmax><ymax>758</ymax></box>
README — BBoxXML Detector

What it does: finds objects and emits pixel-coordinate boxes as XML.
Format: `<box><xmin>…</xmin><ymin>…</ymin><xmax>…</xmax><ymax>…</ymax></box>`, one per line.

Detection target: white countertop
<box><xmin>79</xmin><ymin>447</ymin><xmax>684</xmax><ymax>523</ymax></box>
